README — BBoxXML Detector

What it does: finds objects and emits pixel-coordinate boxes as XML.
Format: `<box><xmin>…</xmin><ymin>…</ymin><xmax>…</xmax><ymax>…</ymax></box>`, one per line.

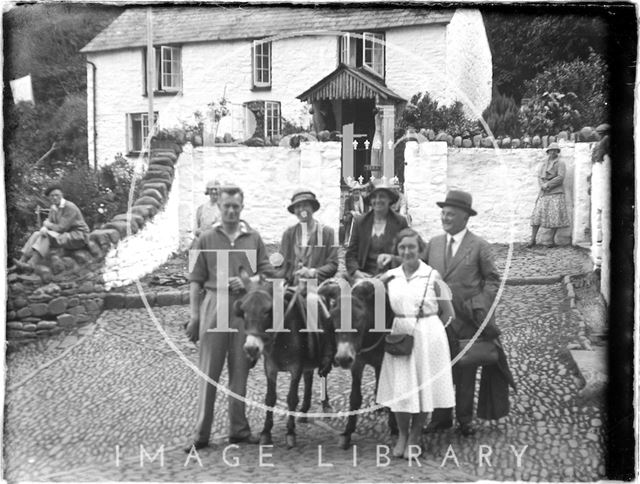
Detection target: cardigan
<box><xmin>538</xmin><ymin>158</ymin><xmax>566</xmax><ymax>196</ymax></box>
<box><xmin>276</xmin><ymin>222</ymin><xmax>339</xmax><ymax>284</ymax></box>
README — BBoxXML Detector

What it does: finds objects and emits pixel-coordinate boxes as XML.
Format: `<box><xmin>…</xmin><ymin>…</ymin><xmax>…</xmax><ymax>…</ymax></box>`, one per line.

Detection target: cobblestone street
<box><xmin>4</xmin><ymin>246</ymin><xmax>605</xmax><ymax>482</ymax></box>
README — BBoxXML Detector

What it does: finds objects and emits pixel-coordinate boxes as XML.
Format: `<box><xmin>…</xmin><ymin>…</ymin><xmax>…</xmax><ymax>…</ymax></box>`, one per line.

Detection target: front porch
<box><xmin>297</xmin><ymin>64</ymin><xmax>406</xmax><ymax>182</ymax></box>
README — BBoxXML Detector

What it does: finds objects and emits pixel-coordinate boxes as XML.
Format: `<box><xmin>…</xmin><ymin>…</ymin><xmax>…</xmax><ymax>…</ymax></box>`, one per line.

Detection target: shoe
<box><xmin>423</xmin><ymin>420</ymin><xmax>453</xmax><ymax>433</ymax></box>
<box><xmin>229</xmin><ymin>434</ymin><xmax>260</xmax><ymax>444</ymax></box>
<box><xmin>457</xmin><ymin>423</ymin><xmax>477</xmax><ymax>437</ymax></box>
<box><xmin>183</xmin><ymin>441</ymin><xmax>209</xmax><ymax>453</ymax></box>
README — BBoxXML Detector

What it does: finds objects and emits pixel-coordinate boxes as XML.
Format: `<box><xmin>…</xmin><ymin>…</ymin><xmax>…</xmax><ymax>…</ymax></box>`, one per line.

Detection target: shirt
<box><xmin>189</xmin><ymin>221</ymin><xmax>274</xmax><ymax>291</ymax></box>
<box><xmin>446</xmin><ymin>227</ymin><xmax>468</xmax><ymax>258</ymax></box>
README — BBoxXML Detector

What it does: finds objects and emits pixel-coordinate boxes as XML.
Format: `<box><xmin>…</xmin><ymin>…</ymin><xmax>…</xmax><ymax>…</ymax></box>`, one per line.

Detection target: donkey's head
<box><xmin>233</xmin><ymin>268</ymin><xmax>274</xmax><ymax>365</ymax></box>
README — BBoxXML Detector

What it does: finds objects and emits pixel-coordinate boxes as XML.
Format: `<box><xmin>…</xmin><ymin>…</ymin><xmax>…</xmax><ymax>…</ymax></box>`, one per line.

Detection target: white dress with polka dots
<box><xmin>376</xmin><ymin>261</ymin><xmax>455</xmax><ymax>413</ymax></box>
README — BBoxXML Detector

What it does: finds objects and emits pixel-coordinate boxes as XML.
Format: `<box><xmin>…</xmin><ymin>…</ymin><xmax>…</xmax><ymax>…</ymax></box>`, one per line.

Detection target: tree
<box><xmin>483</xmin><ymin>11</ymin><xmax>607</xmax><ymax>102</ymax></box>
<box><xmin>522</xmin><ymin>52</ymin><xmax>609</xmax><ymax>128</ymax></box>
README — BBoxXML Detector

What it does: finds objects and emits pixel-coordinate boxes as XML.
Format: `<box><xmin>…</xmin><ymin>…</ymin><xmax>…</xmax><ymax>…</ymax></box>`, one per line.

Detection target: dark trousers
<box><xmin>431</xmin><ymin>365</ymin><xmax>477</xmax><ymax>426</ymax></box>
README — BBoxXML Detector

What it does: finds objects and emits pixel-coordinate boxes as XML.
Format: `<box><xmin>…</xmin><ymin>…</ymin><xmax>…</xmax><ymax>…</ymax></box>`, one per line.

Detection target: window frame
<box><xmin>127</xmin><ymin>111</ymin><xmax>159</xmax><ymax>155</ymax></box>
<box><xmin>339</xmin><ymin>31</ymin><xmax>385</xmax><ymax>79</ymax></box>
<box><xmin>252</xmin><ymin>40</ymin><xmax>272</xmax><ymax>89</ymax></box>
<box><xmin>143</xmin><ymin>45</ymin><xmax>182</xmax><ymax>96</ymax></box>
<box><xmin>264</xmin><ymin>101</ymin><xmax>281</xmax><ymax>138</ymax></box>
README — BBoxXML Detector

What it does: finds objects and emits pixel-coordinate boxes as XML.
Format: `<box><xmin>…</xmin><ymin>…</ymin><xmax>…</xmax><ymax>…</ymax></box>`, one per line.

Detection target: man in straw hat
<box><xmin>422</xmin><ymin>190</ymin><xmax>515</xmax><ymax>437</ymax></box>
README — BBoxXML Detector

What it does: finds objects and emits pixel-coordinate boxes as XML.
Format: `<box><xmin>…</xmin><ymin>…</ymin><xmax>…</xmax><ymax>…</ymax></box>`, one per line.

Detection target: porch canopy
<box><xmin>297</xmin><ymin>64</ymin><xmax>405</xmax><ymax>103</ymax></box>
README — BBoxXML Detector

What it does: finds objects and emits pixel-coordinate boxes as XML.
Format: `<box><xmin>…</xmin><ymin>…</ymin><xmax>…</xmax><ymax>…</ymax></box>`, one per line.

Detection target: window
<box><xmin>243</xmin><ymin>101</ymin><xmax>280</xmax><ymax>140</ymax></box>
<box><xmin>252</xmin><ymin>40</ymin><xmax>271</xmax><ymax>88</ymax></box>
<box><xmin>127</xmin><ymin>112</ymin><xmax>158</xmax><ymax>153</ymax></box>
<box><xmin>264</xmin><ymin>101</ymin><xmax>281</xmax><ymax>138</ymax></box>
<box><xmin>143</xmin><ymin>45</ymin><xmax>181</xmax><ymax>94</ymax></box>
<box><xmin>339</xmin><ymin>32</ymin><xmax>385</xmax><ymax>78</ymax></box>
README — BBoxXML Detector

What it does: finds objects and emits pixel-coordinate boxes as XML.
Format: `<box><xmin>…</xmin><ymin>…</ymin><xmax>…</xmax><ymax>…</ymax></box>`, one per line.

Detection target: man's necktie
<box><xmin>445</xmin><ymin>236</ymin><xmax>454</xmax><ymax>271</ymax></box>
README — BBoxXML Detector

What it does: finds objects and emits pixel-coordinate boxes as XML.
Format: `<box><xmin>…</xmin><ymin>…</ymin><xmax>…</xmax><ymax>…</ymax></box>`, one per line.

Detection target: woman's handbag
<box><xmin>384</xmin><ymin>269</ymin><xmax>432</xmax><ymax>356</ymax></box>
<box><xmin>457</xmin><ymin>338</ymin><xmax>499</xmax><ymax>367</ymax></box>
<box><xmin>384</xmin><ymin>333</ymin><xmax>414</xmax><ymax>356</ymax></box>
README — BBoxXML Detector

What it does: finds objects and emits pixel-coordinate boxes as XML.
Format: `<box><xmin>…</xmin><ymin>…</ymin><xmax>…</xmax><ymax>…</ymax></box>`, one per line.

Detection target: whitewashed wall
<box><xmin>177</xmin><ymin>142</ymin><xmax>342</xmax><ymax>248</ymax></box>
<box><xmin>385</xmin><ymin>24</ymin><xmax>448</xmax><ymax>104</ymax></box>
<box><xmin>404</xmin><ymin>141</ymin><xmax>591</xmax><ymax>245</ymax></box>
<box><xmin>445</xmin><ymin>9</ymin><xmax>492</xmax><ymax>117</ymax></box>
<box><xmin>101</xmin><ymin>168</ymin><xmax>181</xmax><ymax>289</ymax></box>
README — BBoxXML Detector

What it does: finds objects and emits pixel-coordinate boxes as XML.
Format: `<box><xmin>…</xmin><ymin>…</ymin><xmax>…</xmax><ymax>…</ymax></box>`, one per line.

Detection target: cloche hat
<box><xmin>436</xmin><ymin>190</ymin><xmax>477</xmax><ymax>216</ymax></box>
<box><xmin>205</xmin><ymin>179</ymin><xmax>220</xmax><ymax>195</ymax></box>
<box><xmin>546</xmin><ymin>142</ymin><xmax>561</xmax><ymax>153</ymax></box>
<box><xmin>287</xmin><ymin>189</ymin><xmax>320</xmax><ymax>214</ymax></box>
<box><xmin>364</xmin><ymin>177</ymin><xmax>400</xmax><ymax>204</ymax></box>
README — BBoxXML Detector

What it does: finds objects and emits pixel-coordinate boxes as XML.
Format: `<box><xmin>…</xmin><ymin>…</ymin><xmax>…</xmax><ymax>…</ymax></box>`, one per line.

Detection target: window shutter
<box><xmin>126</xmin><ymin>113</ymin><xmax>132</xmax><ymax>153</ymax></box>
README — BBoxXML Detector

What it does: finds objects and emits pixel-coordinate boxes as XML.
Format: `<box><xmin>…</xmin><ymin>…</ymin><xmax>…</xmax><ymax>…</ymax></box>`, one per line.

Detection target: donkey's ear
<box><xmin>233</xmin><ymin>299</ymin><xmax>244</xmax><ymax>317</ymax></box>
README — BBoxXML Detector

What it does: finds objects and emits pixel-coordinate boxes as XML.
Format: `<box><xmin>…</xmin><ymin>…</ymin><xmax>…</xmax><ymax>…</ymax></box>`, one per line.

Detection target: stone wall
<box><xmin>177</xmin><ymin>142</ymin><xmax>342</xmax><ymax>247</ymax></box>
<box><xmin>6</xmin><ymin>144</ymin><xmax>181</xmax><ymax>346</ymax></box>
<box><xmin>404</xmin><ymin>141</ymin><xmax>592</xmax><ymax>245</ymax></box>
<box><xmin>101</xmin><ymin>170</ymin><xmax>181</xmax><ymax>290</ymax></box>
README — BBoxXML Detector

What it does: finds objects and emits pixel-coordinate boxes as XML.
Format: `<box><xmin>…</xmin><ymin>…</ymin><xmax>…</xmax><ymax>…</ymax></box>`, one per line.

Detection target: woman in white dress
<box><xmin>377</xmin><ymin>228</ymin><xmax>455</xmax><ymax>459</ymax></box>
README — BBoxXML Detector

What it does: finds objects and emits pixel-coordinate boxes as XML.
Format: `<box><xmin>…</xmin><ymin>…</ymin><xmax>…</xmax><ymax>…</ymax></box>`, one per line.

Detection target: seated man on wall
<box><xmin>14</xmin><ymin>184</ymin><xmax>90</xmax><ymax>270</ymax></box>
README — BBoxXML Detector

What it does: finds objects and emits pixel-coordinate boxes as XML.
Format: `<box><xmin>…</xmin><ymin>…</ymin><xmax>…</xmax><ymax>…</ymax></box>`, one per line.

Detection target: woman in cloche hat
<box><xmin>345</xmin><ymin>177</ymin><xmax>409</xmax><ymax>279</ymax></box>
<box><xmin>275</xmin><ymin>188</ymin><xmax>338</xmax><ymax>285</ymax></box>
<box><xmin>528</xmin><ymin>143</ymin><xmax>570</xmax><ymax>248</ymax></box>
<box><xmin>194</xmin><ymin>179</ymin><xmax>221</xmax><ymax>238</ymax></box>
<box><xmin>274</xmin><ymin>188</ymin><xmax>339</xmax><ymax>391</ymax></box>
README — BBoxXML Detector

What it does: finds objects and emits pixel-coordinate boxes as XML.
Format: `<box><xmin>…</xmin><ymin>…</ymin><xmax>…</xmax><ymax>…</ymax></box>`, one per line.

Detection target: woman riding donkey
<box><xmin>274</xmin><ymin>189</ymin><xmax>339</xmax><ymax>406</ymax></box>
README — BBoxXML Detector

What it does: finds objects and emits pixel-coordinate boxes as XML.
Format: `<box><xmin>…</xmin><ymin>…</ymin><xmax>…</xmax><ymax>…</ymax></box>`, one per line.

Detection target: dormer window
<box><xmin>340</xmin><ymin>32</ymin><xmax>385</xmax><ymax>78</ymax></box>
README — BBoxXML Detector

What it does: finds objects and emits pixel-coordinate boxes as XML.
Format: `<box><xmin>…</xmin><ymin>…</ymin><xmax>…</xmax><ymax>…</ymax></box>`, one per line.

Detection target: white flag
<box><xmin>10</xmin><ymin>74</ymin><xmax>34</xmax><ymax>104</ymax></box>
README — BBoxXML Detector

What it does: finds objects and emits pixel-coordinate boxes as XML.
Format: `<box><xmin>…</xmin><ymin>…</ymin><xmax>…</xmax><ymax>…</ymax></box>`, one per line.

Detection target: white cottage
<box><xmin>82</xmin><ymin>6</ymin><xmax>492</xmax><ymax>178</ymax></box>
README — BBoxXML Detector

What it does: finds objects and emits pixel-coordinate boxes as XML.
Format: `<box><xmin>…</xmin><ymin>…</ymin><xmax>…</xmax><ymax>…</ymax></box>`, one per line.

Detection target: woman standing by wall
<box><xmin>527</xmin><ymin>143</ymin><xmax>570</xmax><ymax>248</ymax></box>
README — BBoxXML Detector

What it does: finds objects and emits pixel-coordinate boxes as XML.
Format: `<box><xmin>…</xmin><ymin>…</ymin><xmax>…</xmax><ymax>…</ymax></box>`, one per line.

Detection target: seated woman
<box><xmin>345</xmin><ymin>178</ymin><xmax>408</xmax><ymax>280</ymax></box>
<box><xmin>277</xmin><ymin>189</ymin><xmax>338</xmax><ymax>285</ymax></box>
<box><xmin>14</xmin><ymin>184</ymin><xmax>89</xmax><ymax>269</ymax></box>
<box><xmin>377</xmin><ymin>228</ymin><xmax>455</xmax><ymax>459</ymax></box>
<box><xmin>275</xmin><ymin>189</ymin><xmax>339</xmax><ymax>380</ymax></box>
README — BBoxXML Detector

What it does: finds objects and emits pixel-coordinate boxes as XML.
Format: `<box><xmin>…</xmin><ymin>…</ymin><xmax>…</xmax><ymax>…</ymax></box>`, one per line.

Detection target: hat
<box><xmin>546</xmin><ymin>142</ymin><xmax>561</xmax><ymax>152</ymax></box>
<box><xmin>205</xmin><ymin>180</ymin><xmax>220</xmax><ymax>194</ymax></box>
<box><xmin>287</xmin><ymin>189</ymin><xmax>320</xmax><ymax>214</ymax></box>
<box><xmin>45</xmin><ymin>184</ymin><xmax>63</xmax><ymax>196</ymax></box>
<box><xmin>596</xmin><ymin>123</ymin><xmax>610</xmax><ymax>133</ymax></box>
<box><xmin>436</xmin><ymin>190</ymin><xmax>477</xmax><ymax>216</ymax></box>
<box><xmin>364</xmin><ymin>178</ymin><xmax>400</xmax><ymax>204</ymax></box>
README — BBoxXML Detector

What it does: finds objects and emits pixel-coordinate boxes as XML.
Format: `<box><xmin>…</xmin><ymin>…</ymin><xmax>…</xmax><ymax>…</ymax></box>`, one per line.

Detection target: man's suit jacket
<box><xmin>423</xmin><ymin>230</ymin><xmax>499</xmax><ymax>339</ymax></box>
<box><xmin>345</xmin><ymin>209</ymin><xmax>408</xmax><ymax>275</ymax></box>
<box><xmin>424</xmin><ymin>229</ymin><xmax>516</xmax><ymax>400</ymax></box>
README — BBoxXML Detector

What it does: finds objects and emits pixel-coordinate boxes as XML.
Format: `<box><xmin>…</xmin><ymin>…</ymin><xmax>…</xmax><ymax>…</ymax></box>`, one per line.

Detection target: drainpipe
<box><xmin>86</xmin><ymin>60</ymin><xmax>97</xmax><ymax>170</ymax></box>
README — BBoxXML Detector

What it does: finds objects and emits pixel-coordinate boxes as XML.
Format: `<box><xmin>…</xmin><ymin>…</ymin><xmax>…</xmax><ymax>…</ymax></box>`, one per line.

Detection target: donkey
<box><xmin>319</xmin><ymin>278</ymin><xmax>398</xmax><ymax>449</ymax></box>
<box><xmin>234</xmin><ymin>270</ymin><xmax>334</xmax><ymax>448</ymax></box>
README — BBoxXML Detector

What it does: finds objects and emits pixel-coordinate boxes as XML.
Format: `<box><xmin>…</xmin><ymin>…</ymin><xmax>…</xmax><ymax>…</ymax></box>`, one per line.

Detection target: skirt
<box><xmin>376</xmin><ymin>315</ymin><xmax>455</xmax><ymax>413</ymax></box>
<box><xmin>531</xmin><ymin>193</ymin><xmax>570</xmax><ymax>228</ymax></box>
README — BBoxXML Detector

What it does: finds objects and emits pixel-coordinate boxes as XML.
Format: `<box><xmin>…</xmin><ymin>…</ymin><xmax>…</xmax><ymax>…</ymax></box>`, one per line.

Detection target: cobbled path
<box><xmin>4</xmin><ymin>246</ymin><xmax>604</xmax><ymax>482</ymax></box>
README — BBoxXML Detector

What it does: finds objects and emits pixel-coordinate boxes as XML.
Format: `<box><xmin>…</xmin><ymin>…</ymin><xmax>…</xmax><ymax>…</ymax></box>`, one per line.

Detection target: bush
<box><xmin>481</xmin><ymin>91</ymin><xmax>521</xmax><ymax>137</ymax></box>
<box><xmin>522</xmin><ymin>52</ymin><xmax>609</xmax><ymax>129</ymax></box>
<box><xmin>6</xmin><ymin>155</ymin><xmax>143</xmax><ymax>260</ymax></box>
<box><xmin>399</xmin><ymin>92</ymin><xmax>480</xmax><ymax>137</ymax></box>
<box><xmin>519</xmin><ymin>91</ymin><xmax>581</xmax><ymax>136</ymax></box>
